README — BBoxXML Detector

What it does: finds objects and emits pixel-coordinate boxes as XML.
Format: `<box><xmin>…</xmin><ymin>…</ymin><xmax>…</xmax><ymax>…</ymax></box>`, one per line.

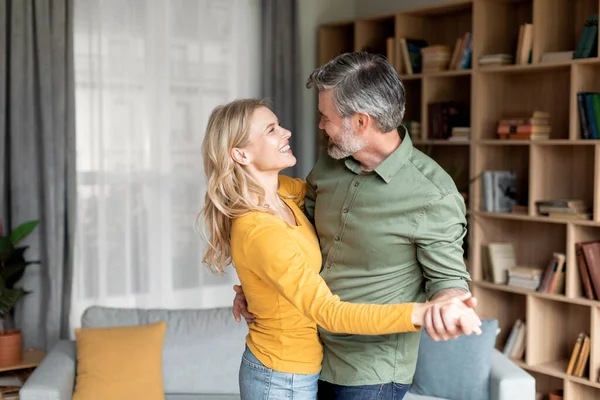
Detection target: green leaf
<box><xmin>0</xmin><ymin>263</ymin><xmax>27</xmax><ymax>288</ymax></box>
<box><xmin>9</xmin><ymin>220</ymin><xmax>39</xmax><ymax>245</ymax></box>
<box><xmin>0</xmin><ymin>288</ymin><xmax>27</xmax><ymax>315</ymax></box>
<box><xmin>5</xmin><ymin>246</ymin><xmax>26</xmax><ymax>266</ymax></box>
<box><xmin>0</xmin><ymin>237</ymin><xmax>13</xmax><ymax>261</ymax></box>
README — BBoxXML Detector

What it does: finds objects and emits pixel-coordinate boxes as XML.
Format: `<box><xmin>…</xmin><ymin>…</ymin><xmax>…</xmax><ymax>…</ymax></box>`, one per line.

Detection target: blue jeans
<box><xmin>239</xmin><ymin>346</ymin><xmax>320</xmax><ymax>399</ymax></box>
<box><xmin>317</xmin><ymin>380</ymin><xmax>410</xmax><ymax>400</ymax></box>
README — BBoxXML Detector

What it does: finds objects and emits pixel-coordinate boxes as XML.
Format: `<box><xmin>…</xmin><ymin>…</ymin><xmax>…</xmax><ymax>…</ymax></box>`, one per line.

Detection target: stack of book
<box><xmin>535</xmin><ymin>199</ymin><xmax>590</xmax><ymax>220</ymax></box>
<box><xmin>496</xmin><ymin>111</ymin><xmax>551</xmax><ymax>140</ymax></box>
<box><xmin>566</xmin><ymin>332</ymin><xmax>590</xmax><ymax>378</ymax></box>
<box><xmin>537</xmin><ymin>252</ymin><xmax>566</xmax><ymax>294</ymax></box>
<box><xmin>420</xmin><ymin>45</ymin><xmax>451</xmax><ymax>72</ymax></box>
<box><xmin>507</xmin><ymin>266</ymin><xmax>543</xmax><ymax>291</ymax></box>
<box><xmin>479</xmin><ymin>53</ymin><xmax>513</xmax><ymax>67</ymax></box>
<box><xmin>448</xmin><ymin>126</ymin><xmax>470</xmax><ymax>141</ymax></box>
<box><xmin>403</xmin><ymin>121</ymin><xmax>421</xmax><ymax>140</ymax></box>
<box><xmin>541</xmin><ymin>50</ymin><xmax>574</xmax><ymax>63</ymax></box>
<box><xmin>503</xmin><ymin>319</ymin><xmax>526</xmax><ymax>361</ymax></box>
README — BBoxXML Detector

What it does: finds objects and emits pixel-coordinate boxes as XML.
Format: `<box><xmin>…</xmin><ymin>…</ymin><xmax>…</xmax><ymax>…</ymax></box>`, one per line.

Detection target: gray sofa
<box><xmin>20</xmin><ymin>306</ymin><xmax>535</xmax><ymax>400</ymax></box>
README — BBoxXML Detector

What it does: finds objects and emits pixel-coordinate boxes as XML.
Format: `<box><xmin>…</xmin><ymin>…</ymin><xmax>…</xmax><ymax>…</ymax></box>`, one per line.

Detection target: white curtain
<box><xmin>70</xmin><ymin>0</ymin><xmax>260</xmax><ymax>331</ymax></box>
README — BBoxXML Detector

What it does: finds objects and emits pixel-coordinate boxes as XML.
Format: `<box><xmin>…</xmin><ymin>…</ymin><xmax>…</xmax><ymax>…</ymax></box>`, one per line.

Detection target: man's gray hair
<box><xmin>306</xmin><ymin>52</ymin><xmax>406</xmax><ymax>132</ymax></box>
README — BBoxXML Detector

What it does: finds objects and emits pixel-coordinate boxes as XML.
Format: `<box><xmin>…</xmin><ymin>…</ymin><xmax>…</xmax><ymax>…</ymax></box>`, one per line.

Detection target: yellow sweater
<box><xmin>230</xmin><ymin>176</ymin><xmax>419</xmax><ymax>374</ymax></box>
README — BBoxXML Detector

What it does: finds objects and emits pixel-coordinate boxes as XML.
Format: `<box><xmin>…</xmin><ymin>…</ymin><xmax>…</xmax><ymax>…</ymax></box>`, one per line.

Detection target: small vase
<box><xmin>0</xmin><ymin>330</ymin><xmax>22</xmax><ymax>366</ymax></box>
<box><xmin>549</xmin><ymin>389</ymin><xmax>563</xmax><ymax>400</ymax></box>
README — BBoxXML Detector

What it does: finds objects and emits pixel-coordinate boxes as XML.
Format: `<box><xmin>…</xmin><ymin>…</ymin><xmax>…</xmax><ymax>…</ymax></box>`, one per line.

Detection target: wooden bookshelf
<box><xmin>318</xmin><ymin>0</ymin><xmax>600</xmax><ymax>398</ymax></box>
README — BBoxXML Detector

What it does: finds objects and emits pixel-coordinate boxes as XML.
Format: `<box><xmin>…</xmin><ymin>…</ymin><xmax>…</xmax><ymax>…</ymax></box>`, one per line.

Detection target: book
<box><xmin>566</xmin><ymin>332</ymin><xmax>585</xmax><ymax>375</ymax></box>
<box><xmin>503</xmin><ymin>319</ymin><xmax>523</xmax><ymax>356</ymax></box>
<box><xmin>573</xmin><ymin>334</ymin><xmax>590</xmax><ymax>377</ymax></box>
<box><xmin>581</xmin><ymin>241</ymin><xmax>600</xmax><ymax>301</ymax></box>
<box><xmin>575</xmin><ymin>243</ymin><xmax>597</xmax><ymax>300</ymax></box>
<box><xmin>486</xmin><ymin>242</ymin><xmax>517</xmax><ymax>284</ymax></box>
<box><xmin>399</xmin><ymin>38</ymin><xmax>429</xmax><ymax>74</ymax></box>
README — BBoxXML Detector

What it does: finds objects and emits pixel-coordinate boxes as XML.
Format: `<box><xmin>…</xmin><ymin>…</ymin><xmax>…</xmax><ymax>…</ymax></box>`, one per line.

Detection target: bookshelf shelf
<box><xmin>412</xmin><ymin>140</ymin><xmax>470</xmax><ymax>146</ymax></box>
<box><xmin>478</xmin><ymin>61</ymin><xmax>572</xmax><ymax>74</ymax></box>
<box><xmin>478</xmin><ymin>58</ymin><xmax>600</xmax><ymax>74</ymax></box>
<box><xmin>477</xmin><ymin>139</ymin><xmax>600</xmax><ymax>145</ymax></box>
<box><xmin>522</xmin><ymin>359</ymin><xmax>600</xmax><ymax>391</ymax></box>
<box><xmin>532</xmin><ymin>139</ymin><xmax>600</xmax><ymax>145</ymax></box>
<box><xmin>477</xmin><ymin>139</ymin><xmax>533</xmax><ymax>145</ymax></box>
<box><xmin>474</xmin><ymin>211</ymin><xmax>600</xmax><ymax>227</ymax></box>
<box><xmin>318</xmin><ymin>0</ymin><xmax>600</xmax><ymax>397</ymax></box>
<box><xmin>400</xmin><ymin>69</ymin><xmax>472</xmax><ymax>80</ymax></box>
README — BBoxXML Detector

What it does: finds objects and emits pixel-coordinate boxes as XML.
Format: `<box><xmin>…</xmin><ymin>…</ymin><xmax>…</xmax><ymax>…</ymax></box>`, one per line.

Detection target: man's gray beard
<box><xmin>327</xmin><ymin>121</ymin><xmax>366</xmax><ymax>159</ymax></box>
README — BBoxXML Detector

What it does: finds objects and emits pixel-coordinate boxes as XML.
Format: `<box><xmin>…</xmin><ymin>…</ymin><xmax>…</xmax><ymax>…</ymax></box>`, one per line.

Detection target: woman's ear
<box><xmin>231</xmin><ymin>147</ymin><xmax>251</xmax><ymax>166</ymax></box>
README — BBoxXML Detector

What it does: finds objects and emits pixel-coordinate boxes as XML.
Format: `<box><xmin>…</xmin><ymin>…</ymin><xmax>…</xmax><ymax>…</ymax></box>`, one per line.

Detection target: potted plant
<box><xmin>0</xmin><ymin>219</ymin><xmax>39</xmax><ymax>366</ymax></box>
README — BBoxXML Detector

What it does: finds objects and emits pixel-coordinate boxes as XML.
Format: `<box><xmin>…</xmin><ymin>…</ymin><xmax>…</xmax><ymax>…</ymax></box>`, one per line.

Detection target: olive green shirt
<box><xmin>305</xmin><ymin>133</ymin><xmax>471</xmax><ymax>386</ymax></box>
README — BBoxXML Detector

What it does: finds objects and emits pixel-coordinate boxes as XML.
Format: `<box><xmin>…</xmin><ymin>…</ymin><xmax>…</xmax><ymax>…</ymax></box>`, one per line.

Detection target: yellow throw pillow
<box><xmin>73</xmin><ymin>321</ymin><xmax>167</xmax><ymax>400</ymax></box>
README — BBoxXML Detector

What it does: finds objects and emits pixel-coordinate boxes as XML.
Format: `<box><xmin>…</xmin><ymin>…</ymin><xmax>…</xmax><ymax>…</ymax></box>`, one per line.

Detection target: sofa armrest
<box><xmin>20</xmin><ymin>340</ymin><xmax>76</xmax><ymax>400</ymax></box>
<box><xmin>490</xmin><ymin>349</ymin><xmax>536</xmax><ymax>400</ymax></box>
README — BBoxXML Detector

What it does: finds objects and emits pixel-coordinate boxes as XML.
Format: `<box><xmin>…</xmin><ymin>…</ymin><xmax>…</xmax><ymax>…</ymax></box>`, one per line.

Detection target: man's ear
<box><xmin>353</xmin><ymin>112</ymin><xmax>371</xmax><ymax>134</ymax></box>
<box><xmin>231</xmin><ymin>147</ymin><xmax>251</xmax><ymax>165</ymax></box>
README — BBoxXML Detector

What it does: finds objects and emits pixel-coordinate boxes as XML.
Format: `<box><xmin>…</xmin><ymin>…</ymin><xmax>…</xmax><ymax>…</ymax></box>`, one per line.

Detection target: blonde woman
<box><xmin>198</xmin><ymin>99</ymin><xmax>481</xmax><ymax>400</ymax></box>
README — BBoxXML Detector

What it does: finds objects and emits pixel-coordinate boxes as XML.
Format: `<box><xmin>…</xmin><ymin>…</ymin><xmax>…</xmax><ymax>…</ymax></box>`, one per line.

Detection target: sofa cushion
<box><xmin>73</xmin><ymin>321</ymin><xmax>167</xmax><ymax>400</ymax></box>
<box><xmin>82</xmin><ymin>306</ymin><xmax>247</xmax><ymax>395</ymax></box>
<box><xmin>404</xmin><ymin>393</ymin><xmax>447</xmax><ymax>400</ymax></box>
<box><xmin>165</xmin><ymin>395</ymin><xmax>240</xmax><ymax>400</ymax></box>
<box><xmin>409</xmin><ymin>319</ymin><xmax>498</xmax><ymax>400</ymax></box>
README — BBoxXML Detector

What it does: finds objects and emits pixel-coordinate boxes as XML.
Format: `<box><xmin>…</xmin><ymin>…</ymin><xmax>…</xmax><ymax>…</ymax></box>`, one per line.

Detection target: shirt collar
<box><xmin>343</xmin><ymin>127</ymin><xmax>413</xmax><ymax>184</ymax></box>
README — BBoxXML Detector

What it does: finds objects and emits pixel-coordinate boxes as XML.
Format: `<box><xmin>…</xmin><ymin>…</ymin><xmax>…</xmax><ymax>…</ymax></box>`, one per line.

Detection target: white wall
<box><xmin>296</xmin><ymin>0</ymin><xmax>356</xmax><ymax>178</ymax></box>
<box><xmin>355</xmin><ymin>0</ymin><xmax>445</xmax><ymax>17</ymax></box>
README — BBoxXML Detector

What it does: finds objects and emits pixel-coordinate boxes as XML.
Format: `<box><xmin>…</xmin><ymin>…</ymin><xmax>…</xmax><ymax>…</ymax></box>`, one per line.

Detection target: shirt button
<box><xmin>343</xmin><ymin>208</ymin><xmax>349</xmax><ymax>213</ymax></box>
<box><xmin>334</xmin><ymin>236</ymin><xmax>340</xmax><ymax>241</ymax></box>
<box><xmin>353</xmin><ymin>182</ymin><xmax>359</xmax><ymax>187</ymax></box>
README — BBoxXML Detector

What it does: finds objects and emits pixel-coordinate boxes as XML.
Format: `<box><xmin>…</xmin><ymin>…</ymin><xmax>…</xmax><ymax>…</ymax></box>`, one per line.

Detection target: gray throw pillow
<box><xmin>410</xmin><ymin>319</ymin><xmax>498</xmax><ymax>400</ymax></box>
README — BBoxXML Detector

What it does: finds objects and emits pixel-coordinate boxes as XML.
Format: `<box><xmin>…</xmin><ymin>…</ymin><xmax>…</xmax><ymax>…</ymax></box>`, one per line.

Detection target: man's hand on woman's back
<box><xmin>233</xmin><ymin>284</ymin><xmax>255</xmax><ymax>324</ymax></box>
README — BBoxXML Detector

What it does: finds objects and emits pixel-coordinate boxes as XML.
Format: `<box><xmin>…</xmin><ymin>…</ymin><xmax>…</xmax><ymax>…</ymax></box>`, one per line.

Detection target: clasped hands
<box><xmin>413</xmin><ymin>291</ymin><xmax>482</xmax><ymax>341</ymax></box>
<box><xmin>232</xmin><ymin>285</ymin><xmax>482</xmax><ymax>342</ymax></box>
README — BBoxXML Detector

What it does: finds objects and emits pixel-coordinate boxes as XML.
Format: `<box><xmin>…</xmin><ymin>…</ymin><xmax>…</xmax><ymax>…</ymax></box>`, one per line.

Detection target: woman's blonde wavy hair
<box><xmin>196</xmin><ymin>98</ymin><xmax>272</xmax><ymax>275</ymax></box>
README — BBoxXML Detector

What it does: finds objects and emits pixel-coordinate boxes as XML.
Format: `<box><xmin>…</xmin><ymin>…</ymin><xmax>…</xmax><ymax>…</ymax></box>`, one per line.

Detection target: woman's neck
<box><xmin>251</xmin><ymin>171</ymin><xmax>280</xmax><ymax>206</ymax></box>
